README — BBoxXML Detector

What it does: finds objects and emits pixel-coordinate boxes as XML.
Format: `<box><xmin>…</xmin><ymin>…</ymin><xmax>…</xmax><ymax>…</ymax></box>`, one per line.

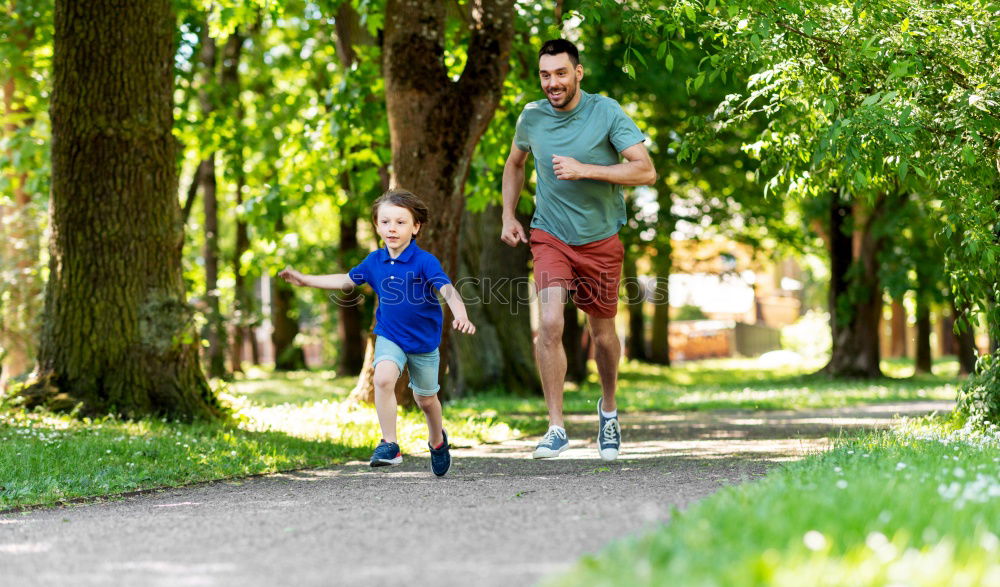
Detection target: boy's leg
<box><xmin>535</xmin><ymin>285</ymin><xmax>569</xmax><ymax>428</ymax></box>
<box><xmin>373</xmin><ymin>360</ymin><xmax>402</xmax><ymax>443</ymax></box>
<box><xmin>407</xmin><ymin>350</ymin><xmax>443</xmax><ymax>447</ymax></box>
<box><xmin>408</xmin><ymin>351</ymin><xmax>450</xmax><ymax>476</ymax></box>
<box><xmin>413</xmin><ymin>392</ymin><xmax>443</xmax><ymax>447</ymax></box>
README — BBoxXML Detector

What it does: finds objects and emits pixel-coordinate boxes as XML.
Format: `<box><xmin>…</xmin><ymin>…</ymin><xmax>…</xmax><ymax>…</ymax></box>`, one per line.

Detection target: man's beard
<box><xmin>547</xmin><ymin>81</ymin><xmax>578</xmax><ymax>109</ymax></box>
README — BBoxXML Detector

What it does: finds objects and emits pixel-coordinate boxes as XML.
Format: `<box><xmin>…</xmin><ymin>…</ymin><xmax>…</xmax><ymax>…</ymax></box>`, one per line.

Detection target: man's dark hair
<box><xmin>372</xmin><ymin>188</ymin><xmax>430</xmax><ymax>237</ymax></box>
<box><xmin>538</xmin><ymin>39</ymin><xmax>580</xmax><ymax>66</ymax></box>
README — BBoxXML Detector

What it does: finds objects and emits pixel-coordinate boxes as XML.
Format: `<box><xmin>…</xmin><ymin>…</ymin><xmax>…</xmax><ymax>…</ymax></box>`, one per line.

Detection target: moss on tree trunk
<box><xmin>24</xmin><ymin>0</ymin><xmax>220</xmax><ymax>419</ymax></box>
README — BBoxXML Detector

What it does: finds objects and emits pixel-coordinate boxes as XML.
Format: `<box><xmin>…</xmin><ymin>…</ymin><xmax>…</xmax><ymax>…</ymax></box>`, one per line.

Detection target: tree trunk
<box><xmin>328</xmin><ymin>3</ymin><xmax>380</xmax><ymax>382</ymax></box>
<box><xmin>0</xmin><ymin>6</ymin><xmax>42</xmax><ymax>386</ymax></box>
<box><xmin>23</xmin><ymin>0</ymin><xmax>219</xmax><ymax>418</ymax></box>
<box><xmin>271</xmin><ymin>274</ymin><xmax>306</xmax><ymax>371</ymax></box>
<box><xmin>381</xmin><ymin>0</ymin><xmax>513</xmax><ymax>397</ymax></box>
<box><xmin>915</xmin><ymin>299</ymin><xmax>932</xmax><ymax>374</ymax></box>
<box><xmin>453</xmin><ymin>205</ymin><xmax>540</xmax><ymax>395</ymax></box>
<box><xmin>337</xmin><ymin>212</ymin><xmax>366</xmax><ymax>375</ymax></box>
<box><xmin>889</xmin><ymin>298</ymin><xmax>907</xmax><ymax>358</ymax></box>
<box><xmin>942</xmin><ymin>313</ymin><xmax>958</xmax><ymax>356</ymax></box>
<box><xmin>824</xmin><ymin>191</ymin><xmax>883</xmax><ymax>378</ymax></box>
<box><xmin>914</xmin><ymin>264</ymin><xmax>933</xmax><ymax>374</ymax></box>
<box><xmin>952</xmin><ymin>299</ymin><xmax>978</xmax><ymax>376</ymax></box>
<box><xmin>649</xmin><ymin>247</ymin><xmax>671</xmax><ymax>365</ymax></box>
<box><xmin>220</xmin><ymin>31</ymin><xmax>249</xmax><ymax>374</ymax></box>
<box><xmin>197</xmin><ymin>31</ymin><xmax>227</xmax><ymax>379</ymax></box>
<box><xmin>624</xmin><ymin>245</ymin><xmax>647</xmax><ymax>361</ymax></box>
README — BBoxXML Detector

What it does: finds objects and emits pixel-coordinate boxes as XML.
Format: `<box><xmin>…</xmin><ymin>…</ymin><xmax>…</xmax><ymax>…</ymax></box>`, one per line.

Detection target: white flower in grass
<box><xmin>834</xmin><ymin>466</ymin><xmax>843</xmax><ymax>474</ymax></box>
<box><xmin>803</xmin><ymin>530</ymin><xmax>827</xmax><ymax>551</ymax></box>
<box><xmin>896</xmin><ymin>462</ymin><xmax>907</xmax><ymax>471</ymax></box>
<box><xmin>866</xmin><ymin>531</ymin><xmax>897</xmax><ymax>561</ymax></box>
<box><xmin>837</xmin><ymin>480</ymin><xmax>848</xmax><ymax>489</ymax></box>
<box><xmin>954</xmin><ymin>467</ymin><xmax>966</xmax><ymax>478</ymax></box>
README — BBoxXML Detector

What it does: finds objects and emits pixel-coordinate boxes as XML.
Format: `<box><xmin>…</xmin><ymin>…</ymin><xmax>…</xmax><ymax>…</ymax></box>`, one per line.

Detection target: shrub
<box><xmin>958</xmin><ymin>352</ymin><xmax>1000</xmax><ymax>427</ymax></box>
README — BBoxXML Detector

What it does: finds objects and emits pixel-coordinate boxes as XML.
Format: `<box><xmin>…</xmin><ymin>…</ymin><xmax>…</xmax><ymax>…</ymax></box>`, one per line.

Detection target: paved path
<box><xmin>0</xmin><ymin>401</ymin><xmax>951</xmax><ymax>587</ymax></box>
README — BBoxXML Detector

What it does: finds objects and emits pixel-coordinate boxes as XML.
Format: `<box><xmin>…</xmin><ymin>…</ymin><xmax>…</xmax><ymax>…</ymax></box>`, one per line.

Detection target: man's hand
<box><xmin>451</xmin><ymin>316</ymin><xmax>477</xmax><ymax>335</ymax></box>
<box><xmin>501</xmin><ymin>216</ymin><xmax>528</xmax><ymax>247</ymax></box>
<box><xmin>278</xmin><ymin>266</ymin><xmax>307</xmax><ymax>286</ymax></box>
<box><xmin>552</xmin><ymin>155</ymin><xmax>588</xmax><ymax>180</ymax></box>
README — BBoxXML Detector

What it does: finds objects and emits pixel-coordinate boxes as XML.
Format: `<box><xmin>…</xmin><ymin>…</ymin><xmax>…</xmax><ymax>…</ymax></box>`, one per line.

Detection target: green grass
<box><xmin>448</xmin><ymin>357</ymin><xmax>960</xmax><ymax>427</ymax></box>
<box><xmin>547</xmin><ymin>417</ymin><xmax>1000</xmax><ymax>587</ymax></box>
<box><xmin>0</xmin><ymin>371</ymin><xmax>520</xmax><ymax>509</ymax></box>
<box><xmin>0</xmin><ymin>357</ymin><xmax>962</xmax><ymax>510</ymax></box>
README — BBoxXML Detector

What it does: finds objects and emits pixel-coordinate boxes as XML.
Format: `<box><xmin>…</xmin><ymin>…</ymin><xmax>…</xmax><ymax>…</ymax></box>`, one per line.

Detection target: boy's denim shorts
<box><xmin>373</xmin><ymin>336</ymin><xmax>441</xmax><ymax>396</ymax></box>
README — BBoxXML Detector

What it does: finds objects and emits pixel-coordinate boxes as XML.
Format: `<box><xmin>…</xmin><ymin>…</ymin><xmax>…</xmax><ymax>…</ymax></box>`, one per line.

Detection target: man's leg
<box><xmin>588</xmin><ymin>315</ymin><xmax>620</xmax><ymax>411</ymax></box>
<box><xmin>589</xmin><ymin>313</ymin><xmax>622</xmax><ymax>461</ymax></box>
<box><xmin>535</xmin><ymin>285</ymin><xmax>569</xmax><ymax>427</ymax></box>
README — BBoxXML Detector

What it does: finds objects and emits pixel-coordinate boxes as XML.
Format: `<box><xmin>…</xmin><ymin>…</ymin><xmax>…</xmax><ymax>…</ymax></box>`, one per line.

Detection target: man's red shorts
<box><xmin>529</xmin><ymin>228</ymin><xmax>624</xmax><ymax>319</ymax></box>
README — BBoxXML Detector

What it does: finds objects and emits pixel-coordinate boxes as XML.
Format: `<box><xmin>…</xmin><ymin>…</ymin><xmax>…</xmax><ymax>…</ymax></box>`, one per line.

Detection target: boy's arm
<box><xmin>438</xmin><ymin>283</ymin><xmax>476</xmax><ymax>334</ymax></box>
<box><xmin>279</xmin><ymin>267</ymin><xmax>357</xmax><ymax>290</ymax></box>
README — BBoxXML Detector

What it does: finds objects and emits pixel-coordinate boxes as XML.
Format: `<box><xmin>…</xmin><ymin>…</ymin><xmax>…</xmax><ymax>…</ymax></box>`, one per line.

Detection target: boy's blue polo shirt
<box><xmin>348</xmin><ymin>241</ymin><xmax>451</xmax><ymax>354</ymax></box>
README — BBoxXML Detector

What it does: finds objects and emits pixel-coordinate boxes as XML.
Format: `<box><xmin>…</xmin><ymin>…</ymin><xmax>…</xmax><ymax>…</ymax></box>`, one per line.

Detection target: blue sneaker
<box><xmin>597</xmin><ymin>398</ymin><xmax>621</xmax><ymax>461</ymax></box>
<box><xmin>429</xmin><ymin>430</ymin><xmax>451</xmax><ymax>477</ymax></box>
<box><xmin>370</xmin><ymin>440</ymin><xmax>402</xmax><ymax>467</ymax></box>
<box><xmin>532</xmin><ymin>426</ymin><xmax>569</xmax><ymax>459</ymax></box>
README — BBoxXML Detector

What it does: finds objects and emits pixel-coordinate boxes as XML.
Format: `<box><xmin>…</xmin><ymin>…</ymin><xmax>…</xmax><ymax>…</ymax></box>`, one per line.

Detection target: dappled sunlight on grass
<box><xmin>446</xmin><ymin>357</ymin><xmax>960</xmax><ymax>417</ymax></box>
<box><xmin>224</xmin><ymin>368</ymin><xmax>355</xmax><ymax>406</ymax></box>
<box><xmin>223</xmin><ymin>392</ymin><xmax>520</xmax><ymax>456</ymax></box>
<box><xmin>0</xmin><ymin>409</ymin><xmax>369</xmax><ymax>509</ymax></box>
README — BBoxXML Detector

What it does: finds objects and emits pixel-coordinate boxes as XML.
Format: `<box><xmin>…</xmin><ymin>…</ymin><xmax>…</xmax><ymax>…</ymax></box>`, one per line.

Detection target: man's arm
<box><xmin>552</xmin><ymin>142</ymin><xmax>657</xmax><ymax>186</ymax></box>
<box><xmin>501</xmin><ymin>140</ymin><xmax>530</xmax><ymax>246</ymax></box>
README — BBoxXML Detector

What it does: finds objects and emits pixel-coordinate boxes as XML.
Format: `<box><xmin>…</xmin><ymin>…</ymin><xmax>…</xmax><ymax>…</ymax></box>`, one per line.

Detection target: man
<box><xmin>501</xmin><ymin>39</ymin><xmax>656</xmax><ymax>461</ymax></box>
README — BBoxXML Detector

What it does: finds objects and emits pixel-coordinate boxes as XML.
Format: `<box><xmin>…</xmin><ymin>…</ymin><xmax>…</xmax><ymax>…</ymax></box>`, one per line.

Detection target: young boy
<box><xmin>279</xmin><ymin>189</ymin><xmax>475</xmax><ymax>477</ymax></box>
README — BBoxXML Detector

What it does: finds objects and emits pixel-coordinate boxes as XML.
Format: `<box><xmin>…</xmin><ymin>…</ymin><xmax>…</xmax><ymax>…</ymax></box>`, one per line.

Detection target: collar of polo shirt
<box><xmin>382</xmin><ymin>240</ymin><xmax>419</xmax><ymax>263</ymax></box>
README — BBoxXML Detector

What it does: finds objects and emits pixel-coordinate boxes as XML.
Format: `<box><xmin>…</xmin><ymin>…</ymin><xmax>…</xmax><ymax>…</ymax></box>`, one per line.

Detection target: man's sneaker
<box><xmin>532</xmin><ymin>426</ymin><xmax>569</xmax><ymax>459</ymax></box>
<box><xmin>429</xmin><ymin>430</ymin><xmax>451</xmax><ymax>477</ymax></box>
<box><xmin>370</xmin><ymin>440</ymin><xmax>402</xmax><ymax>467</ymax></box>
<box><xmin>597</xmin><ymin>398</ymin><xmax>621</xmax><ymax>461</ymax></box>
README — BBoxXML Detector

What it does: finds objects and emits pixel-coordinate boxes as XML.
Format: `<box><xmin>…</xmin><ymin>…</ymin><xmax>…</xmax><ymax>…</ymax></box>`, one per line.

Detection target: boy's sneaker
<box><xmin>532</xmin><ymin>426</ymin><xmax>569</xmax><ymax>459</ymax></box>
<box><xmin>370</xmin><ymin>440</ymin><xmax>402</xmax><ymax>467</ymax></box>
<box><xmin>429</xmin><ymin>430</ymin><xmax>451</xmax><ymax>477</ymax></box>
<box><xmin>597</xmin><ymin>398</ymin><xmax>621</xmax><ymax>461</ymax></box>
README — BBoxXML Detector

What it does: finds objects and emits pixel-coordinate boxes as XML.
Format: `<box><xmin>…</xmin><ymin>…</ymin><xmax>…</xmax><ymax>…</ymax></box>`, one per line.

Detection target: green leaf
<box><xmin>656</xmin><ymin>41</ymin><xmax>667</xmax><ymax>61</ymax></box>
<box><xmin>898</xmin><ymin>159</ymin><xmax>909</xmax><ymax>181</ymax></box>
<box><xmin>631</xmin><ymin>48</ymin><xmax>647</xmax><ymax>68</ymax></box>
<box><xmin>665</xmin><ymin>53</ymin><xmax>675</xmax><ymax>72</ymax></box>
<box><xmin>901</xmin><ymin>18</ymin><xmax>909</xmax><ymax>33</ymax></box>
<box><xmin>693</xmin><ymin>72</ymin><xmax>705</xmax><ymax>91</ymax></box>
<box><xmin>861</xmin><ymin>93</ymin><xmax>881</xmax><ymax>106</ymax></box>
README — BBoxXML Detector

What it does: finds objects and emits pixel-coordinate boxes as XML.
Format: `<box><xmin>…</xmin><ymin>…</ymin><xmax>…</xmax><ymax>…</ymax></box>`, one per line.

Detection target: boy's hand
<box><xmin>278</xmin><ymin>266</ymin><xmax>306</xmax><ymax>286</ymax></box>
<box><xmin>451</xmin><ymin>317</ymin><xmax>476</xmax><ymax>335</ymax></box>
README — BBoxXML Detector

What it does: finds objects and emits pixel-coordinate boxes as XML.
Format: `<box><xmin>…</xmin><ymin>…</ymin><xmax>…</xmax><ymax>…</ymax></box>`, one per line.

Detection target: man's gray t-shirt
<box><xmin>514</xmin><ymin>90</ymin><xmax>646</xmax><ymax>245</ymax></box>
